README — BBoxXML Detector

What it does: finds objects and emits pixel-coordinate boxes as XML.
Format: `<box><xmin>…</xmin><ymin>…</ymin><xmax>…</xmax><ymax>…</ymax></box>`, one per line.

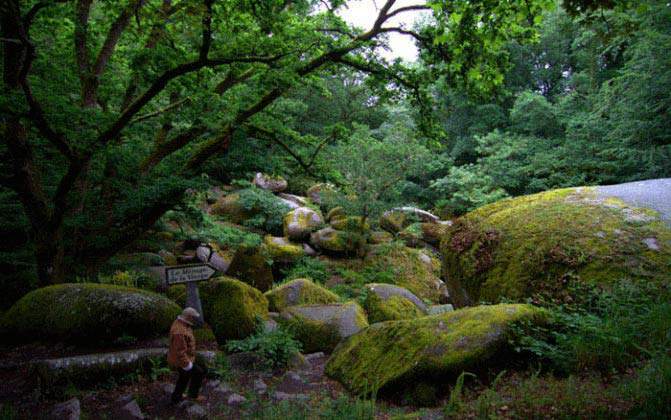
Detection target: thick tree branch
<box><xmin>140</xmin><ymin>125</ymin><xmax>207</xmax><ymax>174</ymax></box>
<box><xmin>385</xmin><ymin>4</ymin><xmax>431</xmax><ymax>20</ymax></box>
<box><xmin>74</xmin><ymin>0</ymin><xmax>93</xmax><ymax>87</ymax></box>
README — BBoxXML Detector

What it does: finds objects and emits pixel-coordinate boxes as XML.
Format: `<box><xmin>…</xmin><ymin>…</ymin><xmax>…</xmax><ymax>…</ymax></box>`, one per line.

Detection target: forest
<box><xmin>1</xmin><ymin>0</ymin><xmax>670</xmax><ymax>418</ymax></box>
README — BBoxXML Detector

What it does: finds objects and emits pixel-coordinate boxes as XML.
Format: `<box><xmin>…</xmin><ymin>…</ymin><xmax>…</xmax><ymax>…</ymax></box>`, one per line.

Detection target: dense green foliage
<box><xmin>226</xmin><ymin>322</ymin><xmax>303</xmax><ymax>370</ymax></box>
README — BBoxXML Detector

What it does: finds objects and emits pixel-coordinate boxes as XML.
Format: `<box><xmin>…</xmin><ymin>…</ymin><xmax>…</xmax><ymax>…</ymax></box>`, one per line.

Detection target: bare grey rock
<box><xmin>185</xmin><ymin>403</ymin><xmax>207</xmax><ymax>419</ymax></box>
<box><xmin>253</xmin><ymin>378</ymin><xmax>268</xmax><ymax>394</ymax></box>
<box><xmin>263</xmin><ymin>318</ymin><xmax>279</xmax><ymax>333</ymax></box>
<box><xmin>51</xmin><ymin>398</ymin><xmax>80</xmax><ymax>420</ymax></box>
<box><xmin>427</xmin><ymin>304</ymin><xmax>455</xmax><ymax>315</ymax></box>
<box><xmin>391</xmin><ymin>207</ymin><xmax>440</xmax><ymax>223</ymax></box>
<box><xmin>227</xmin><ymin>393</ymin><xmax>247</xmax><ymax>406</ymax></box>
<box><xmin>643</xmin><ymin>237</ymin><xmax>660</xmax><ymax>250</ymax></box>
<box><xmin>253</xmin><ymin>172</ymin><xmax>288</xmax><ymax>192</ymax></box>
<box><xmin>120</xmin><ymin>399</ymin><xmax>145</xmax><ymax>419</ymax></box>
<box><xmin>32</xmin><ymin>349</ymin><xmax>216</xmax><ymax>394</ymax></box>
<box><xmin>595</xmin><ymin>178</ymin><xmax>671</xmax><ymax>226</ymax></box>
<box><xmin>209</xmin><ymin>383</ymin><xmax>233</xmax><ymax>399</ymax></box>
<box><xmin>278</xmin><ymin>193</ymin><xmax>309</xmax><ymax>207</ymax></box>
<box><xmin>280</xmin><ymin>302</ymin><xmax>368</xmax><ymax>339</ymax></box>
<box><xmin>196</xmin><ymin>245</ymin><xmax>232</xmax><ymax>273</ymax></box>
<box><xmin>272</xmin><ymin>391</ymin><xmax>310</xmax><ymax>402</ymax></box>
<box><xmin>304</xmin><ymin>352</ymin><xmax>325</xmax><ymax>362</ymax></box>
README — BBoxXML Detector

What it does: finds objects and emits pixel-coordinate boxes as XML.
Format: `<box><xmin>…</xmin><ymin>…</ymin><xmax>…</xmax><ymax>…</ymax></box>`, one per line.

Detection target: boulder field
<box><xmin>441</xmin><ymin>187</ymin><xmax>671</xmax><ymax>306</ymax></box>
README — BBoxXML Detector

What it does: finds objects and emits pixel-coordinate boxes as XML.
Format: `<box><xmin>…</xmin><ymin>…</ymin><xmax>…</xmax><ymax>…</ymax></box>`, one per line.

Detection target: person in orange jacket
<box><xmin>167</xmin><ymin>307</ymin><xmax>207</xmax><ymax>403</ymax></box>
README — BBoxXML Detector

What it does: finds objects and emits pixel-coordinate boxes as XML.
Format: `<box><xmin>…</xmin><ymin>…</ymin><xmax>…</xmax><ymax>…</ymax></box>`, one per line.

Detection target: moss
<box><xmin>441</xmin><ymin>188</ymin><xmax>671</xmax><ymax>306</ymax></box>
<box><xmin>282</xmin><ymin>316</ymin><xmax>342</xmax><ymax>353</ymax></box>
<box><xmin>310</xmin><ymin>227</ymin><xmax>365</xmax><ymax>255</ymax></box>
<box><xmin>420</xmin><ymin>223</ymin><xmax>450</xmax><ymax>247</ymax></box>
<box><xmin>380</xmin><ymin>211</ymin><xmax>409</xmax><ymax>233</ymax></box>
<box><xmin>399</xmin><ymin>223</ymin><xmax>424</xmax><ymax>247</ymax></box>
<box><xmin>227</xmin><ymin>245</ymin><xmax>274</xmax><ymax>291</ymax></box>
<box><xmin>263</xmin><ymin>235</ymin><xmax>304</xmax><ymax>263</ymax></box>
<box><xmin>1</xmin><ymin>283</ymin><xmax>180</xmax><ymax>344</ymax></box>
<box><xmin>369</xmin><ymin>230</ymin><xmax>394</xmax><ymax>244</ymax></box>
<box><xmin>199</xmin><ymin>277</ymin><xmax>269</xmax><ymax>343</ymax></box>
<box><xmin>326</xmin><ymin>207</ymin><xmax>346</xmax><ymax>222</ymax></box>
<box><xmin>364</xmin><ymin>293</ymin><xmax>424</xmax><ymax>323</ymax></box>
<box><xmin>325</xmin><ymin>303</ymin><xmax>545</xmax><ymax>397</ymax></box>
<box><xmin>265</xmin><ymin>278</ymin><xmax>339</xmax><ymax>312</ymax></box>
<box><xmin>330</xmin><ymin>216</ymin><xmax>370</xmax><ymax>233</ymax></box>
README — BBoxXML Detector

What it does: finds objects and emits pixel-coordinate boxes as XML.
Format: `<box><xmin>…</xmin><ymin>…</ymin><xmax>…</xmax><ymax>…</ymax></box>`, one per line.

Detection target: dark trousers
<box><xmin>171</xmin><ymin>362</ymin><xmax>207</xmax><ymax>402</ymax></box>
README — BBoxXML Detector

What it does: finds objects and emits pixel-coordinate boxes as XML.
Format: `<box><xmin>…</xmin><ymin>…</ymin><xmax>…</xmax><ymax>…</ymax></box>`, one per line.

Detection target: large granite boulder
<box><xmin>253</xmin><ymin>173</ymin><xmax>287</xmax><ymax>192</ymax></box>
<box><xmin>0</xmin><ymin>284</ymin><xmax>180</xmax><ymax>344</ymax></box>
<box><xmin>310</xmin><ymin>227</ymin><xmax>365</xmax><ymax>255</ymax></box>
<box><xmin>265</xmin><ymin>278</ymin><xmax>339</xmax><ymax>312</ymax></box>
<box><xmin>363</xmin><ymin>284</ymin><xmax>427</xmax><ymax>323</ymax></box>
<box><xmin>33</xmin><ymin>348</ymin><xmax>216</xmax><ymax>396</ymax></box>
<box><xmin>441</xmin><ymin>187</ymin><xmax>671</xmax><ymax>307</ymax></box>
<box><xmin>400</xmin><ymin>222</ymin><xmax>451</xmax><ymax>248</ymax></box>
<box><xmin>196</xmin><ymin>244</ymin><xmax>233</xmax><ymax>273</ymax></box>
<box><xmin>283</xmin><ymin>207</ymin><xmax>324</xmax><ymax>241</ymax></box>
<box><xmin>263</xmin><ymin>235</ymin><xmax>305</xmax><ymax>263</ymax></box>
<box><xmin>326</xmin><ymin>304</ymin><xmax>546</xmax><ymax>400</ymax></box>
<box><xmin>199</xmin><ymin>278</ymin><xmax>269</xmax><ymax>343</ymax></box>
<box><xmin>279</xmin><ymin>302</ymin><xmax>368</xmax><ymax>353</ymax></box>
<box><xmin>227</xmin><ymin>246</ymin><xmax>274</xmax><ymax>292</ymax></box>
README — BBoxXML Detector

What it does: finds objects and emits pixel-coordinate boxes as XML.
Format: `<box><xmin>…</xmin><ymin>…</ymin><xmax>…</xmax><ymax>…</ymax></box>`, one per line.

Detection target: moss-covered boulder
<box><xmin>210</xmin><ymin>193</ymin><xmax>250</xmax><ymax>223</ymax></box>
<box><xmin>330</xmin><ymin>216</ymin><xmax>370</xmax><ymax>233</ymax></box>
<box><xmin>284</xmin><ymin>207</ymin><xmax>324</xmax><ymax>241</ymax></box>
<box><xmin>0</xmin><ymin>284</ymin><xmax>180</xmax><ymax>344</ymax></box>
<box><xmin>253</xmin><ymin>172</ymin><xmax>287</xmax><ymax>192</ymax></box>
<box><xmin>380</xmin><ymin>210</ymin><xmax>410</xmax><ymax>234</ymax></box>
<box><xmin>399</xmin><ymin>223</ymin><xmax>425</xmax><ymax>248</ymax></box>
<box><xmin>363</xmin><ymin>284</ymin><xmax>427</xmax><ymax>323</ymax></box>
<box><xmin>310</xmin><ymin>227</ymin><xmax>365</xmax><ymax>255</ymax></box>
<box><xmin>279</xmin><ymin>302</ymin><xmax>368</xmax><ymax>353</ymax></box>
<box><xmin>265</xmin><ymin>278</ymin><xmax>339</xmax><ymax>312</ymax></box>
<box><xmin>369</xmin><ymin>230</ymin><xmax>394</xmax><ymax>244</ymax></box>
<box><xmin>227</xmin><ymin>246</ymin><xmax>274</xmax><ymax>291</ymax></box>
<box><xmin>366</xmin><ymin>244</ymin><xmax>444</xmax><ymax>302</ymax></box>
<box><xmin>263</xmin><ymin>235</ymin><xmax>305</xmax><ymax>263</ymax></box>
<box><xmin>441</xmin><ymin>188</ymin><xmax>671</xmax><ymax>307</ymax></box>
<box><xmin>326</xmin><ymin>304</ymin><xmax>545</xmax><ymax>399</ymax></box>
<box><xmin>326</xmin><ymin>206</ymin><xmax>346</xmax><ymax>222</ymax></box>
<box><xmin>199</xmin><ymin>277</ymin><xmax>269</xmax><ymax>343</ymax></box>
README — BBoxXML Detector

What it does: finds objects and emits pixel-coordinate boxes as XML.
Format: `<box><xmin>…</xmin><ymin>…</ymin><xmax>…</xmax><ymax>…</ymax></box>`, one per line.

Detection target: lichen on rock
<box><xmin>265</xmin><ymin>278</ymin><xmax>339</xmax><ymax>312</ymax></box>
<box><xmin>441</xmin><ymin>188</ymin><xmax>671</xmax><ymax>306</ymax></box>
<box><xmin>325</xmin><ymin>303</ymin><xmax>546</xmax><ymax>399</ymax></box>
<box><xmin>283</xmin><ymin>207</ymin><xmax>324</xmax><ymax>241</ymax></box>
<box><xmin>310</xmin><ymin>227</ymin><xmax>365</xmax><ymax>255</ymax></box>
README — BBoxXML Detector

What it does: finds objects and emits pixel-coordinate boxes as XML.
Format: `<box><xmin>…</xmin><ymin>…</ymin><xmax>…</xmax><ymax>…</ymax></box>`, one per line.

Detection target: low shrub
<box><xmin>510</xmin><ymin>280</ymin><xmax>671</xmax><ymax>374</ymax></box>
<box><xmin>226</xmin><ymin>323</ymin><xmax>302</xmax><ymax>370</ymax></box>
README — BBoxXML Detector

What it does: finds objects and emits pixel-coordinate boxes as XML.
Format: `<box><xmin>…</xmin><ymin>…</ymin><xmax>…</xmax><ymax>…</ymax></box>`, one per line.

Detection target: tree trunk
<box><xmin>34</xmin><ymin>228</ymin><xmax>67</xmax><ymax>285</ymax></box>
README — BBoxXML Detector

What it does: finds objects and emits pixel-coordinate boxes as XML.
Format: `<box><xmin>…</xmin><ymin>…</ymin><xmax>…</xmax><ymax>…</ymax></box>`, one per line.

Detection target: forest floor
<box><xmin>0</xmin><ymin>340</ymin><xmax>646</xmax><ymax>419</ymax></box>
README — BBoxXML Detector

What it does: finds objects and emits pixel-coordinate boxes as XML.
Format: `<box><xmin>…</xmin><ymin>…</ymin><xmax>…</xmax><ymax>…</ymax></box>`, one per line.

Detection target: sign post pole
<box><xmin>165</xmin><ymin>264</ymin><xmax>217</xmax><ymax>328</ymax></box>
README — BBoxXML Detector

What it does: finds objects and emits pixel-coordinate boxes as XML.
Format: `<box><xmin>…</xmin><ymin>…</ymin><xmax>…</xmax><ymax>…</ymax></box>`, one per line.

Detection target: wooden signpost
<box><xmin>165</xmin><ymin>263</ymin><xmax>217</xmax><ymax>327</ymax></box>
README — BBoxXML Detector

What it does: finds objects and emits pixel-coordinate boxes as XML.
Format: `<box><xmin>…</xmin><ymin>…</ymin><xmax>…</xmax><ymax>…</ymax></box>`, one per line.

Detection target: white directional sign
<box><xmin>165</xmin><ymin>264</ymin><xmax>216</xmax><ymax>285</ymax></box>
